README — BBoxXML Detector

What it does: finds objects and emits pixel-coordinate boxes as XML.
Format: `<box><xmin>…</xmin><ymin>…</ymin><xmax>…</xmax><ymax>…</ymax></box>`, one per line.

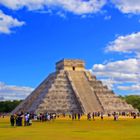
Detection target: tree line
<box><xmin>119</xmin><ymin>95</ymin><xmax>140</xmax><ymax>111</ymax></box>
<box><xmin>0</xmin><ymin>100</ymin><xmax>22</xmax><ymax>113</ymax></box>
<box><xmin>0</xmin><ymin>95</ymin><xmax>140</xmax><ymax>113</ymax></box>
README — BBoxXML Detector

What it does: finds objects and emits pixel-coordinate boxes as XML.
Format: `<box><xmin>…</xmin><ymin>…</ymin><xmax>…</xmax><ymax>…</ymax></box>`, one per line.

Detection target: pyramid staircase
<box><xmin>67</xmin><ymin>71</ymin><xmax>103</xmax><ymax>113</ymax></box>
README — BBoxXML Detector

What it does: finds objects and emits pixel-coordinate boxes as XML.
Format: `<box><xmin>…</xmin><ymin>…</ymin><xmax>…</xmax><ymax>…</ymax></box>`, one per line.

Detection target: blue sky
<box><xmin>0</xmin><ymin>0</ymin><xmax>140</xmax><ymax>100</ymax></box>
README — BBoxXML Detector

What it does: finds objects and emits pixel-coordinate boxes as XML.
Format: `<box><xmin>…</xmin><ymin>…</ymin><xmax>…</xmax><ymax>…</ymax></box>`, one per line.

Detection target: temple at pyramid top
<box><xmin>56</xmin><ymin>59</ymin><xmax>85</xmax><ymax>71</ymax></box>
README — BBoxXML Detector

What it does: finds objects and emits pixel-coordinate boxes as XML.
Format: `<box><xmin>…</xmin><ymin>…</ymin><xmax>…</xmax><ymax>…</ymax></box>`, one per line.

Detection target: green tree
<box><xmin>0</xmin><ymin>100</ymin><xmax>22</xmax><ymax>113</ymax></box>
<box><xmin>119</xmin><ymin>95</ymin><xmax>140</xmax><ymax>111</ymax></box>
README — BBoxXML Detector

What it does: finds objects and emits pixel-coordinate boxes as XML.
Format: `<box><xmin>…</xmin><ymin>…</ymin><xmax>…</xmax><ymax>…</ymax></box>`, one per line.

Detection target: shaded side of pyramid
<box><xmin>84</xmin><ymin>71</ymin><xmax>137</xmax><ymax>113</ymax></box>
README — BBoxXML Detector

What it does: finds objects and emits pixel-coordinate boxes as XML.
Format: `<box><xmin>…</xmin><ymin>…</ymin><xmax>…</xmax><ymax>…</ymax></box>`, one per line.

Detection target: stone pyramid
<box><xmin>13</xmin><ymin>59</ymin><xmax>137</xmax><ymax>114</ymax></box>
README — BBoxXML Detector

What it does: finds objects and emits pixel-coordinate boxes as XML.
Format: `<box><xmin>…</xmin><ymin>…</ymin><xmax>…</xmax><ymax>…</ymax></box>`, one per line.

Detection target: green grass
<box><xmin>0</xmin><ymin>116</ymin><xmax>140</xmax><ymax>140</ymax></box>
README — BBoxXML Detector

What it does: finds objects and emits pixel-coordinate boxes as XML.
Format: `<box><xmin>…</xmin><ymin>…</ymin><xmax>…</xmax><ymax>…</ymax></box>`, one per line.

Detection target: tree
<box><xmin>119</xmin><ymin>95</ymin><xmax>140</xmax><ymax>111</ymax></box>
<box><xmin>0</xmin><ymin>100</ymin><xmax>22</xmax><ymax>113</ymax></box>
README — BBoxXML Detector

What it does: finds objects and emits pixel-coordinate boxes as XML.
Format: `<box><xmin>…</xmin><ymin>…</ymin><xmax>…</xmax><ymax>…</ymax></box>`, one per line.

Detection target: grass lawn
<box><xmin>0</xmin><ymin>116</ymin><xmax>140</xmax><ymax>140</ymax></box>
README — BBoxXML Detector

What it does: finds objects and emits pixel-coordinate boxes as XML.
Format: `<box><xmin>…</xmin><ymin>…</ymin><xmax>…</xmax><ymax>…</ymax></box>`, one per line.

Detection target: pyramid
<box><xmin>12</xmin><ymin>59</ymin><xmax>137</xmax><ymax>114</ymax></box>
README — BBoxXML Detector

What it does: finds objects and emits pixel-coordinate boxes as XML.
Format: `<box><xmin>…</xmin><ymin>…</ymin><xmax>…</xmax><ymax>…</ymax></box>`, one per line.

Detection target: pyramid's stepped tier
<box><xmin>12</xmin><ymin>59</ymin><xmax>138</xmax><ymax>114</ymax></box>
<box><xmin>12</xmin><ymin>73</ymin><xmax>56</xmax><ymax>114</ymax></box>
<box><xmin>28</xmin><ymin>70</ymin><xmax>83</xmax><ymax>113</ymax></box>
<box><xmin>67</xmin><ymin>71</ymin><xmax>103</xmax><ymax>113</ymax></box>
<box><xmin>84</xmin><ymin>71</ymin><xmax>137</xmax><ymax>113</ymax></box>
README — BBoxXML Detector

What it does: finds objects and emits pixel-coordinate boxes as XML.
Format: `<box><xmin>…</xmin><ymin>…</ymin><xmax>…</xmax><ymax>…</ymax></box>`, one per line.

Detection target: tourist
<box><xmin>15</xmin><ymin>114</ymin><xmax>19</xmax><ymax>126</ymax></box>
<box><xmin>133</xmin><ymin>113</ymin><xmax>137</xmax><ymax>119</ymax></box>
<box><xmin>137</xmin><ymin>112</ymin><xmax>140</xmax><ymax>117</ymax></box>
<box><xmin>24</xmin><ymin>114</ymin><xmax>27</xmax><ymax>126</ymax></box>
<box><xmin>45</xmin><ymin>113</ymin><xmax>48</xmax><ymax>121</ymax></box>
<box><xmin>53</xmin><ymin>113</ymin><xmax>56</xmax><ymax>120</ymax></box>
<box><xmin>87</xmin><ymin>113</ymin><xmax>91</xmax><ymax>121</ymax></box>
<box><xmin>24</xmin><ymin>113</ymin><xmax>29</xmax><ymax>126</ymax></box>
<box><xmin>78</xmin><ymin>113</ymin><xmax>81</xmax><ymax>120</ymax></box>
<box><xmin>113</xmin><ymin>112</ymin><xmax>119</xmax><ymax>121</ymax></box>
<box><xmin>74</xmin><ymin>113</ymin><xmax>77</xmax><ymax>120</ymax></box>
<box><xmin>49</xmin><ymin>113</ymin><xmax>53</xmax><ymax>121</ymax></box>
<box><xmin>72</xmin><ymin>113</ymin><xmax>75</xmax><ymax>120</ymax></box>
<box><xmin>113</xmin><ymin>112</ymin><xmax>116</xmax><ymax>121</ymax></box>
<box><xmin>10</xmin><ymin>115</ymin><xmax>15</xmax><ymax>126</ymax></box>
<box><xmin>95</xmin><ymin>112</ymin><xmax>98</xmax><ymax>117</ymax></box>
<box><xmin>39</xmin><ymin>113</ymin><xmax>42</xmax><ymax>121</ymax></box>
<box><xmin>27</xmin><ymin>113</ymin><xmax>30</xmax><ymax>125</ymax></box>
<box><xmin>108</xmin><ymin>113</ymin><xmax>111</xmax><ymax>117</ymax></box>
<box><xmin>116</xmin><ymin>113</ymin><xmax>119</xmax><ymax>121</ymax></box>
<box><xmin>101</xmin><ymin>112</ymin><xmax>104</xmax><ymax>120</ymax></box>
<box><xmin>34</xmin><ymin>114</ymin><xmax>38</xmax><ymax>121</ymax></box>
<box><xmin>29</xmin><ymin>116</ymin><xmax>32</xmax><ymax>125</ymax></box>
<box><xmin>42</xmin><ymin>113</ymin><xmax>45</xmax><ymax>121</ymax></box>
<box><xmin>69</xmin><ymin>114</ymin><xmax>71</xmax><ymax>119</ymax></box>
<box><xmin>18</xmin><ymin>115</ymin><xmax>22</xmax><ymax>126</ymax></box>
<box><xmin>47</xmin><ymin>114</ymin><xmax>51</xmax><ymax>121</ymax></box>
<box><xmin>98</xmin><ymin>112</ymin><xmax>100</xmax><ymax>117</ymax></box>
<box><xmin>92</xmin><ymin>112</ymin><xmax>95</xmax><ymax>120</ymax></box>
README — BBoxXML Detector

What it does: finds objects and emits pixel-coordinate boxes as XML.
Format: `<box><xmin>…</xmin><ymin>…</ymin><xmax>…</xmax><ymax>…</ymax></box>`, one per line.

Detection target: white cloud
<box><xmin>0</xmin><ymin>10</ymin><xmax>25</xmax><ymax>34</ymax></box>
<box><xmin>1</xmin><ymin>0</ymin><xmax>140</xmax><ymax>16</ymax></box>
<box><xmin>112</xmin><ymin>0</ymin><xmax>140</xmax><ymax>14</ymax></box>
<box><xmin>0</xmin><ymin>0</ymin><xmax>106</xmax><ymax>15</ymax></box>
<box><xmin>118</xmin><ymin>84</ymin><xmax>140</xmax><ymax>91</ymax></box>
<box><xmin>93</xmin><ymin>59</ymin><xmax>140</xmax><ymax>79</ymax></box>
<box><xmin>106</xmin><ymin>32</ymin><xmax>140</xmax><ymax>58</ymax></box>
<box><xmin>0</xmin><ymin>82</ymin><xmax>34</xmax><ymax>100</ymax></box>
<box><xmin>92</xmin><ymin>30</ymin><xmax>140</xmax><ymax>94</ymax></box>
<box><xmin>99</xmin><ymin>78</ymin><xmax>116</xmax><ymax>89</ymax></box>
<box><xmin>92</xmin><ymin>58</ymin><xmax>140</xmax><ymax>91</ymax></box>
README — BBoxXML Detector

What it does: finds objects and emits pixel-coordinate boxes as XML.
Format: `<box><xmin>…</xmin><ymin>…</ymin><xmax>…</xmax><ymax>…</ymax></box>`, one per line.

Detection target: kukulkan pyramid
<box><xmin>13</xmin><ymin>59</ymin><xmax>137</xmax><ymax>114</ymax></box>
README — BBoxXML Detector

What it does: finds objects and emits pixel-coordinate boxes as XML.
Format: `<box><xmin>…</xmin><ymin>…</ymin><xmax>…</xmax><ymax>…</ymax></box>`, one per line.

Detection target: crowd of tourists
<box><xmin>71</xmin><ymin>113</ymin><xmax>82</xmax><ymax>120</ymax></box>
<box><xmin>10</xmin><ymin>112</ymin><xmax>32</xmax><ymax>127</ymax></box>
<box><xmin>87</xmin><ymin>112</ymin><xmax>104</xmax><ymax>120</ymax></box>
<box><xmin>9</xmin><ymin>111</ymin><xmax>140</xmax><ymax>126</ymax></box>
<box><xmin>33</xmin><ymin>113</ymin><xmax>57</xmax><ymax>121</ymax></box>
<box><xmin>10</xmin><ymin>112</ymin><xmax>57</xmax><ymax>126</ymax></box>
<box><xmin>86</xmin><ymin>111</ymin><xmax>140</xmax><ymax>121</ymax></box>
